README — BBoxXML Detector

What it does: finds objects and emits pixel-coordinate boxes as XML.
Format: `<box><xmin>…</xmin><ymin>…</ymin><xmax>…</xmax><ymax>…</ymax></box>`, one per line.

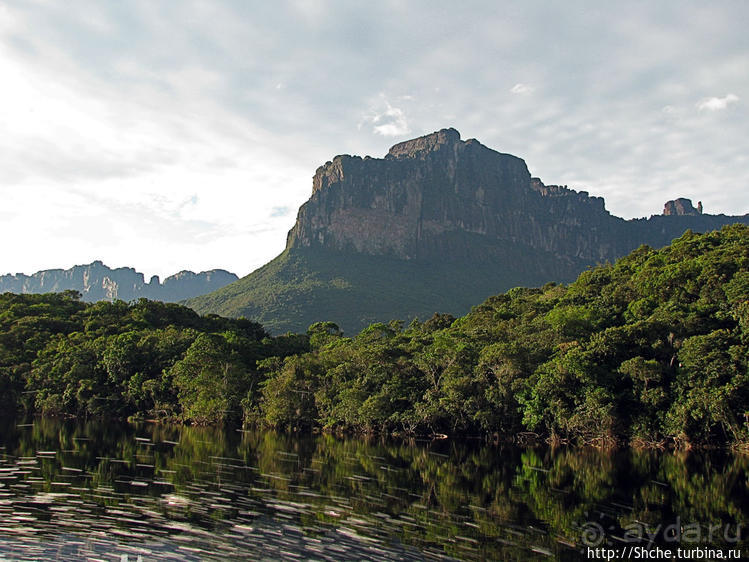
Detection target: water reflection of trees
<box><xmin>1</xmin><ymin>419</ymin><xmax>747</xmax><ymax>560</ymax></box>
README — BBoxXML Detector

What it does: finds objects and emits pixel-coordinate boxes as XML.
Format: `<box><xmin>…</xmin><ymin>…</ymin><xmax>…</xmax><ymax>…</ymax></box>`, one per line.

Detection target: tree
<box><xmin>169</xmin><ymin>334</ymin><xmax>249</xmax><ymax>424</ymax></box>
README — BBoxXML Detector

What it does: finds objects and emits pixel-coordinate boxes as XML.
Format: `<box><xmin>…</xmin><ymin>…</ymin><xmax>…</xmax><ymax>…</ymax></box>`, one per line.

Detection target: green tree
<box><xmin>169</xmin><ymin>333</ymin><xmax>251</xmax><ymax>424</ymax></box>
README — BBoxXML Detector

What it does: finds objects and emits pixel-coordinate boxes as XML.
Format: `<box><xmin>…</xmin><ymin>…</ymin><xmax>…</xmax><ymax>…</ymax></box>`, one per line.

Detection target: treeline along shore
<box><xmin>1</xmin><ymin>225</ymin><xmax>747</xmax><ymax>449</ymax></box>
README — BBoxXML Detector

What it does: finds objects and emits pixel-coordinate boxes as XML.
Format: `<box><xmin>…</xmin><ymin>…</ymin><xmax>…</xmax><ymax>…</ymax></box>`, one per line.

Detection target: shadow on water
<box><xmin>0</xmin><ymin>417</ymin><xmax>747</xmax><ymax>560</ymax></box>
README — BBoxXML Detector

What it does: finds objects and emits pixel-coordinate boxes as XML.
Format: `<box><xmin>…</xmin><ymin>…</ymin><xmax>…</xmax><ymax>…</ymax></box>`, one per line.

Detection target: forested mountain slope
<box><xmin>4</xmin><ymin>225</ymin><xmax>746</xmax><ymax>446</ymax></box>
<box><xmin>257</xmin><ymin>225</ymin><xmax>749</xmax><ymax>446</ymax></box>
<box><xmin>187</xmin><ymin>128</ymin><xmax>749</xmax><ymax>334</ymax></box>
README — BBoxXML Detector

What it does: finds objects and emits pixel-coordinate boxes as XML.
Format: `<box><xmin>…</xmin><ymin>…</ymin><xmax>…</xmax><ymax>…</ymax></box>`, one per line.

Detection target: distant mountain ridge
<box><xmin>186</xmin><ymin>128</ymin><xmax>749</xmax><ymax>334</ymax></box>
<box><xmin>0</xmin><ymin>261</ymin><xmax>238</xmax><ymax>303</ymax></box>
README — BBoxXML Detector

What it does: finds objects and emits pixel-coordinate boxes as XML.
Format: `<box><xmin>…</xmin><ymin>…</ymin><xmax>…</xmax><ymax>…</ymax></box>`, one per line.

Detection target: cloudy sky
<box><xmin>2</xmin><ymin>1</ymin><xmax>747</xmax><ymax>279</ymax></box>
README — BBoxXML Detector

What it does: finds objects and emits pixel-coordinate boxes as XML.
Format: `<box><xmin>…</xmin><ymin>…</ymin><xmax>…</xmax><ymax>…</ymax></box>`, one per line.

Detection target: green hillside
<box><xmin>257</xmin><ymin>225</ymin><xmax>749</xmax><ymax>446</ymax></box>
<box><xmin>3</xmin><ymin>225</ymin><xmax>747</xmax><ymax>446</ymax></box>
<box><xmin>184</xmin><ymin>130</ymin><xmax>749</xmax><ymax>334</ymax></box>
<box><xmin>184</xmin><ymin>237</ymin><xmax>590</xmax><ymax>335</ymax></box>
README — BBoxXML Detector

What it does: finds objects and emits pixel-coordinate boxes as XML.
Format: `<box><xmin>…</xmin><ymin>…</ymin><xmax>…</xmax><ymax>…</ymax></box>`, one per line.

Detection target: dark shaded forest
<box><xmin>2</xmin><ymin>225</ymin><xmax>747</xmax><ymax>447</ymax></box>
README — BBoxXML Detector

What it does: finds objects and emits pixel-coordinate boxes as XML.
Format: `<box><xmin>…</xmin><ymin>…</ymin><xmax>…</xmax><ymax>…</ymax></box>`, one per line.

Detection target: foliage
<box><xmin>0</xmin><ymin>293</ymin><xmax>306</xmax><ymax>423</ymax></box>
<box><xmin>184</xmin><ymin>242</ymin><xmax>590</xmax><ymax>335</ymax></box>
<box><xmin>254</xmin><ymin>225</ymin><xmax>749</xmax><ymax>446</ymax></box>
<box><xmin>3</xmin><ymin>225</ymin><xmax>749</xmax><ymax>446</ymax></box>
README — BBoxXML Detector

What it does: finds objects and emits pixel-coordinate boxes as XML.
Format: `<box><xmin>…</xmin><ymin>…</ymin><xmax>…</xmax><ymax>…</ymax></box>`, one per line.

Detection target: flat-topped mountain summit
<box><xmin>187</xmin><ymin>128</ymin><xmax>749</xmax><ymax>333</ymax></box>
<box><xmin>0</xmin><ymin>261</ymin><xmax>238</xmax><ymax>303</ymax></box>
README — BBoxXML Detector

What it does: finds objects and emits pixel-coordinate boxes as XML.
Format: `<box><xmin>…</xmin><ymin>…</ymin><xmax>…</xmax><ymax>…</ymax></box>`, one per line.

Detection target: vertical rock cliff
<box><xmin>0</xmin><ymin>261</ymin><xmax>238</xmax><ymax>303</ymax></box>
<box><xmin>287</xmin><ymin>128</ymin><xmax>617</xmax><ymax>262</ymax></box>
<box><xmin>186</xmin><ymin>128</ymin><xmax>749</xmax><ymax>333</ymax></box>
<box><xmin>286</xmin><ymin>129</ymin><xmax>747</xmax><ymax>269</ymax></box>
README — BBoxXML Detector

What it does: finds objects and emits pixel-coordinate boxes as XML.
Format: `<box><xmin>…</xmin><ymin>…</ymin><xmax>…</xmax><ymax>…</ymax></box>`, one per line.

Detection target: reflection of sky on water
<box><xmin>0</xmin><ymin>417</ymin><xmax>746</xmax><ymax>561</ymax></box>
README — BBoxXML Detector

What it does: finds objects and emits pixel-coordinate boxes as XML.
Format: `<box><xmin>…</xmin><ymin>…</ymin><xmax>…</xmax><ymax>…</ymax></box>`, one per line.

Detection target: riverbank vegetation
<box><xmin>260</xmin><ymin>225</ymin><xmax>749</xmax><ymax>448</ymax></box>
<box><xmin>1</xmin><ymin>225</ymin><xmax>747</xmax><ymax>447</ymax></box>
<box><xmin>0</xmin><ymin>295</ymin><xmax>308</xmax><ymax>424</ymax></box>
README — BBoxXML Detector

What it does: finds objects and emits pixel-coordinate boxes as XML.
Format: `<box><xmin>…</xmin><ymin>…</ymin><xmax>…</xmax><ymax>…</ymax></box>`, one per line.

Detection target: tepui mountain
<box><xmin>0</xmin><ymin>261</ymin><xmax>238</xmax><ymax>303</ymax></box>
<box><xmin>185</xmin><ymin>128</ymin><xmax>749</xmax><ymax>334</ymax></box>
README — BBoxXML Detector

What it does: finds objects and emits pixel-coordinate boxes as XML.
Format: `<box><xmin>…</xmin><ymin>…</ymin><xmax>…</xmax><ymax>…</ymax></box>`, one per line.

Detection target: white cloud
<box><xmin>696</xmin><ymin>93</ymin><xmax>739</xmax><ymax>111</ymax></box>
<box><xmin>510</xmin><ymin>83</ymin><xmax>535</xmax><ymax>95</ymax></box>
<box><xmin>1</xmin><ymin>1</ymin><xmax>749</xmax><ymax>280</ymax></box>
<box><xmin>291</xmin><ymin>0</ymin><xmax>329</xmax><ymax>26</ymax></box>
<box><xmin>0</xmin><ymin>6</ymin><xmax>313</xmax><ymax>278</ymax></box>
<box><xmin>367</xmin><ymin>102</ymin><xmax>411</xmax><ymax>137</ymax></box>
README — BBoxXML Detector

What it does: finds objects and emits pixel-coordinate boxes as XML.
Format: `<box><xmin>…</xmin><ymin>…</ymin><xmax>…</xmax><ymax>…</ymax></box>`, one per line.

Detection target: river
<box><xmin>0</xmin><ymin>417</ymin><xmax>746</xmax><ymax>560</ymax></box>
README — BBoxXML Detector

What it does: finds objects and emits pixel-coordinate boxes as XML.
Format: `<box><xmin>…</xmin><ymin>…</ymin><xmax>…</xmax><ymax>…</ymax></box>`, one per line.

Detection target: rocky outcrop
<box><xmin>187</xmin><ymin>128</ymin><xmax>749</xmax><ymax>334</ymax></box>
<box><xmin>287</xmin><ymin>128</ymin><xmax>749</xmax><ymax>268</ymax></box>
<box><xmin>160</xmin><ymin>269</ymin><xmax>239</xmax><ymax>302</ymax></box>
<box><xmin>664</xmin><ymin>198</ymin><xmax>702</xmax><ymax>216</ymax></box>
<box><xmin>0</xmin><ymin>260</ymin><xmax>238</xmax><ymax>303</ymax></box>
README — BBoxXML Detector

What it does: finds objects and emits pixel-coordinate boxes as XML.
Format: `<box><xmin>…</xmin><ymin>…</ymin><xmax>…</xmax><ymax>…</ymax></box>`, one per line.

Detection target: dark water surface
<box><xmin>0</xmin><ymin>418</ymin><xmax>746</xmax><ymax>561</ymax></box>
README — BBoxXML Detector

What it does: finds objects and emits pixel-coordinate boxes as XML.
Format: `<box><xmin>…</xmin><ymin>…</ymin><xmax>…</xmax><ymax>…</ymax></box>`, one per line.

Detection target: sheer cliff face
<box><xmin>186</xmin><ymin>128</ymin><xmax>749</xmax><ymax>333</ymax></box>
<box><xmin>287</xmin><ymin>128</ymin><xmax>617</xmax><ymax>263</ymax></box>
<box><xmin>0</xmin><ymin>261</ymin><xmax>238</xmax><ymax>303</ymax></box>
<box><xmin>286</xmin><ymin>128</ymin><xmax>748</xmax><ymax>265</ymax></box>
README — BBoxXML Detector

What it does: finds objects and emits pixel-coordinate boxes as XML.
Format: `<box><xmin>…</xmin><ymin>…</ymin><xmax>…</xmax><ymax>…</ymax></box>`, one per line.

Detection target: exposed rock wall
<box><xmin>287</xmin><ymin>128</ymin><xmax>749</xmax><ymax>269</ymax></box>
<box><xmin>663</xmin><ymin>198</ymin><xmax>701</xmax><ymax>216</ymax></box>
<box><xmin>0</xmin><ymin>260</ymin><xmax>238</xmax><ymax>303</ymax></box>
